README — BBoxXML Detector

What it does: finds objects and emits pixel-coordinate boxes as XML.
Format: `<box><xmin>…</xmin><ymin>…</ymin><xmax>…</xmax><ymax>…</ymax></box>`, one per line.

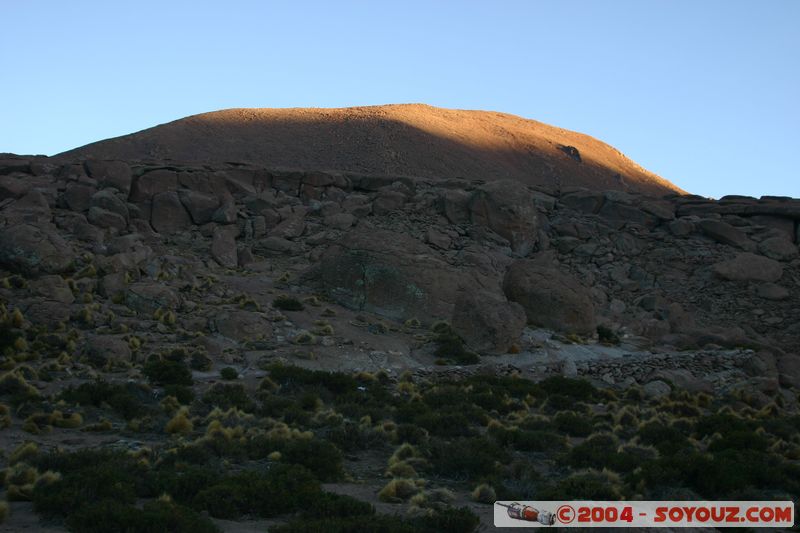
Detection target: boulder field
<box><xmin>1</xmin><ymin>155</ymin><xmax>799</xmax><ymax>393</ymax></box>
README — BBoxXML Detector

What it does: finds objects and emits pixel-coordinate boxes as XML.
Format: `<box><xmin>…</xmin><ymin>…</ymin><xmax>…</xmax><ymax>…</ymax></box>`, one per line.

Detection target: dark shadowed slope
<box><xmin>58</xmin><ymin>104</ymin><xmax>685</xmax><ymax>195</ymax></box>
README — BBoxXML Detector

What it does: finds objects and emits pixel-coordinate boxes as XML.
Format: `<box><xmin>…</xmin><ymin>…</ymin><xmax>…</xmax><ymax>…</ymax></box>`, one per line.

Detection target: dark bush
<box><xmin>538</xmin><ymin>376</ymin><xmax>597</xmax><ymax>401</ymax></box>
<box><xmin>433</xmin><ymin>327</ymin><xmax>479</xmax><ymax>365</ymax></box>
<box><xmin>164</xmin><ymin>384</ymin><xmax>195</xmax><ymax>404</ymax></box>
<box><xmin>192</xmin><ymin>464</ymin><xmax>320</xmax><ymax>519</ymax></box>
<box><xmin>202</xmin><ymin>383</ymin><xmax>254</xmax><ymax>411</ymax></box>
<box><xmin>152</xmin><ymin>464</ymin><xmax>222</xmax><ymax>503</ymax></box>
<box><xmin>248</xmin><ymin>436</ymin><xmax>344</xmax><ymax>482</ymax></box>
<box><xmin>267</xmin><ymin>364</ymin><xmax>358</xmax><ymax>395</ymax></box>
<box><xmin>491</xmin><ymin>427</ymin><xmax>567</xmax><ymax>452</ymax></box>
<box><xmin>415</xmin><ymin>411</ymin><xmax>476</xmax><ymax>438</ymax></box>
<box><xmin>313</xmin><ymin>492</ymin><xmax>374</xmax><ymax>518</ymax></box>
<box><xmin>219</xmin><ymin>367</ymin><xmax>238</xmax><ymax>380</ymax></box>
<box><xmin>393</xmin><ymin>423</ymin><xmax>429</xmax><ymax>445</ymax></box>
<box><xmin>32</xmin><ymin>450</ymin><xmax>149</xmax><ymax>519</ymax></box>
<box><xmin>427</xmin><ymin>437</ymin><xmax>506</xmax><ymax>480</ymax></box>
<box><xmin>552</xmin><ymin>411</ymin><xmax>594</xmax><ymax>437</ymax></box>
<box><xmin>708</xmin><ymin>430</ymin><xmax>770</xmax><ymax>453</ymax></box>
<box><xmin>537</xmin><ymin>471</ymin><xmax>622</xmax><ymax>500</ymax></box>
<box><xmin>143</xmin><ymin>358</ymin><xmax>193</xmax><ymax>386</ymax></box>
<box><xmin>65</xmin><ymin>500</ymin><xmax>219</xmax><ymax>533</ymax></box>
<box><xmin>273</xmin><ymin>295</ymin><xmax>305</xmax><ymax>311</ymax></box>
<box><xmin>78</xmin><ymin>381</ymin><xmax>150</xmax><ymax>419</ymax></box>
<box><xmin>464</xmin><ymin>374</ymin><xmax>540</xmax><ymax>399</ymax></box>
<box><xmin>563</xmin><ymin>433</ymin><xmax>639</xmax><ymax>473</ymax></box>
<box><xmin>271</xmin><ymin>506</ymin><xmax>479</xmax><ymax>533</ymax></box>
<box><xmin>637</xmin><ymin>420</ymin><xmax>691</xmax><ymax>455</ymax></box>
<box><xmin>596</xmin><ymin>324</ymin><xmax>620</xmax><ymax>345</ymax></box>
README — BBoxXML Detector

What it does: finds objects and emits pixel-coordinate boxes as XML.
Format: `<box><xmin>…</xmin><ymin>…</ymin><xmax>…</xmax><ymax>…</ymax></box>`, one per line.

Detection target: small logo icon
<box><xmin>497</xmin><ymin>502</ymin><xmax>556</xmax><ymax>525</ymax></box>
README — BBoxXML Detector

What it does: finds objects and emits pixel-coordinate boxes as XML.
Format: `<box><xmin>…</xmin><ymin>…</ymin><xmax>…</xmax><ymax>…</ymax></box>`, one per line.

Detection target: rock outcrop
<box><xmin>503</xmin><ymin>259</ymin><xmax>596</xmax><ymax>335</ymax></box>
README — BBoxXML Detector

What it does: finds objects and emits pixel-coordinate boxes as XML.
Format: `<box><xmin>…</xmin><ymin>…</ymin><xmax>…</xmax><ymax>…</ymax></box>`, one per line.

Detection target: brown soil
<box><xmin>57</xmin><ymin>104</ymin><xmax>685</xmax><ymax>196</ymax></box>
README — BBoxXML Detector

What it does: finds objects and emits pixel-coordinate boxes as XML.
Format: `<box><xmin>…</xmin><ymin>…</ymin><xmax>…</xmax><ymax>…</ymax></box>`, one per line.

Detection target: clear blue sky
<box><xmin>1</xmin><ymin>1</ymin><xmax>798</xmax><ymax>198</ymax></box>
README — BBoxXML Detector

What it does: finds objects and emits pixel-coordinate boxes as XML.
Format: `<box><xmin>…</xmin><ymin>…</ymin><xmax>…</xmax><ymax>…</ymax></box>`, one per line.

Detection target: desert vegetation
<box><xmin>3</xmin><ymin>352</ymin><xmax>798</xmax><ymax>531</ymax></box>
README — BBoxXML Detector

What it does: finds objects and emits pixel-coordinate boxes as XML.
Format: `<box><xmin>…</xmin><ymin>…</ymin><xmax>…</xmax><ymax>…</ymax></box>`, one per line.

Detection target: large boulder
<box><xmin>0</xmin><ymin>223</ymin><xmax>75</xmax><ymax>275</ymax></box>
<box><xmin>469</xmin><ymin>180</ymin><xmax>539</xmax><ymax>255</ymax></box>
<box><xmin>451</xmin><ymin>290</ymin><xmax>526</xmax><ymax>353</ymax></box>
<box><xmin>211</xmin><ymin>225</ymin><xmax>238</xmax><ymax>268</ymax></box>
<box><xmin>129</xmin><ymin>169</ymin><xmax>178</xmax><ymax>203</ymax></box>
<box><xmin>84</xmin><ymin>335</ymin><xmax>132</xmax><ymax>368</ymax></box>
<box><xmin>151</xmin><ymin>191</ymin><xmax>192</xmax><ymax>234</ymax></box>
<box><xmin>211</xmin><ymin>309</ymin><xmax>272</xmax><ymax>341</ymax></box>
<box><xmin>698</xmin><ymin>219</ymin><xmax>755</xmax><ymax>251</ymax></box>
<box><xmin>62</xmin><ymin>184</ymin><xmax>96</xmax><ymax>212</ymax></box>
<box><xmin>179</xmin><ymin>189</ymin><xmax>220</xmax><ymax>225</ymax></box>
<box><xmin>125</xmin><ymin>282</ymin><xmax>181</xmax><ymax>314</ymax></box>
<box><xmin>712</xmin><ymin>253</ymin><xmax>783</xmax><ymax>282</ymax></box>
<box><xmin>31</xmin><ymin>275</ymin><xmax>75</xmax><ymax>304</ymax></box>
<box><xmin>502</xmin><ymin>259</ymin><xmax>595</xmax><ymax>335</ymax></box>
<box><xmin>84</xmin><ymin>160</ymin><xmax>132</xmax><ymax>194</ymax></box>
<box><xmin>313</xmin><ymin>226</ymin><xmax>476</xmax><ymax>321</ymax></box>
<box><xmin>757</xmin><ymin>236</ymin><xmax>798</xmax><ymax>262</ymax></box>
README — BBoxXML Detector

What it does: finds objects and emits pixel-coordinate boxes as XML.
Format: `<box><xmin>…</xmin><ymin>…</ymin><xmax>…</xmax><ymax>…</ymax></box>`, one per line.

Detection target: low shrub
<box><xmin>378</xmin><ymin>478</ymin><xmax>421</xmax><ymax>502</ymax></box>
<box><xmin>202</xmin><ymin>383</ymin><xmax>254</xmax><ymax>412</ymax></box>
<box><xmin>538</xmin><ymin>470</ymin><xmax>623</xmax><ymax>500</ymax></box>
<box><xmin>32</xmin><ymin>450</ymin><xmax>149</xmax><ymax>520</ymax></box>
<box><xmin>427</xmin><ymin>437</ymin><xmax>506</xmax><ymax>480</ymax></box>
<box><xmin>59</xmin><ymin>380</ymin><xmax>150</xmax><ymax>420</ymax></box>
<box><xmin>563</xmin><ymin>433</ymin><xmax>639</xmax><ymax>473</ymax></box>
<box><xmin>471</xmin><ymin>483</ymin><xmax>496</xmax><ymax>503</ymax></box>
<box><xmin>191</xmin><ymin>464</ymin><xmax>320</xmax><ymax>519</ymax></box>
<box><xmin>65</xmin><ymin>499</ymin><xmax>219</xmax><ymax>533</ymax></box>
<box><xmin>552</xmin><ymin>411</ymin><xmax>594</xmax><ymax>437</ymax></box>
<box><xmin>538</xmin><ymin>376</ymin><xmax>597</xmax><ymax>402</ymax></box>
<box><xmin>491</xmin><ymin>427</ymin><xmax>567</xmax><ymax>452</ymax></box>
<box><xmin>266</xmin><ymin>364</ymin><xmax>358</xmax><ymax>395</ymax></box>
<box><xmin>432</xmin><ymin>327</ymin><xmax>479</xmax><ymax>365</ymax></box>
<box><xmin>219</xmin><ymin>367</ymin><xmax>238</xmax><ymax>380</ymax></box>
<box><xmin>143</xmin><ymin>358</ymin><xmax>193</xmax><ymax>387</ymax></box>
<box><xmin>273</xmin><ymin>295</ymin><xmax>304</xmax><ymax>311</ymax></box>
<box><xmin>272</xmin><ymin>509</ymin><xmax>479</xmax><ymax>533</ymax></box>
<box><xmin>597</xmin><ymin>325</ymin><xmax>620</xmax><ymax>345</ymax></box>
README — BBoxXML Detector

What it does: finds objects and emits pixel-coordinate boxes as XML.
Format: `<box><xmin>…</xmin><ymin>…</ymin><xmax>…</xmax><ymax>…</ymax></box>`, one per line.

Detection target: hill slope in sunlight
<box><xmin>58</xmin><ymin>104</ymin><xmax>685</xmax><ymax>195</ymax></box>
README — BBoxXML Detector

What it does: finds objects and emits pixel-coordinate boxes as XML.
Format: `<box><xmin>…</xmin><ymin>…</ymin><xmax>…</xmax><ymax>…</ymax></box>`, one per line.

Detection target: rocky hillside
<box><xmin>56</xmin><ymin>105</ymin><xmax>685</xmax><ymax>196</ymax></box>
<box><xmin>1</xmin><ymin>155</ymin><xmax>797</xmax><ymax>388</ymax></box>
<box><xmin>0</xmin><ymin>151</ymin><xmax>799</xmax><ymax>531</ymax></box>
